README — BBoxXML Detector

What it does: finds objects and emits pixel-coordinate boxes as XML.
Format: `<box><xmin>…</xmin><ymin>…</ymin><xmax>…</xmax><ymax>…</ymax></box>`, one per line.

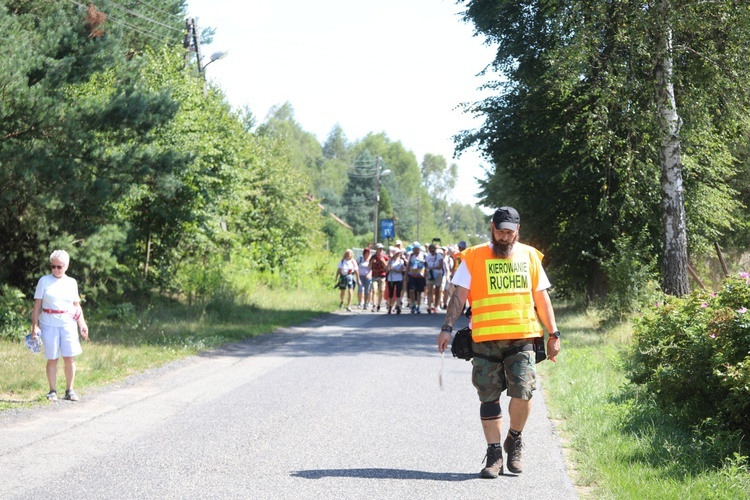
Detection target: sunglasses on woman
<box><xmin>50</xmin><ymin>265</ymin><xmax>64</xmax><ymax>270</ymax></box>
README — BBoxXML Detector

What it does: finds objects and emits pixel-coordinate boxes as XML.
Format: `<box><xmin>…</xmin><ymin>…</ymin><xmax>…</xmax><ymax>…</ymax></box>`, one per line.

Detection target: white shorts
<box><xmin>426</xmin><ymin>271</ymin><xmax>444</xmax><ymax>288</ymax></box>
<box><xmin>41</xmin><ymin>323</ymin><xmax>82</xmax><ymax>359</ymax></box>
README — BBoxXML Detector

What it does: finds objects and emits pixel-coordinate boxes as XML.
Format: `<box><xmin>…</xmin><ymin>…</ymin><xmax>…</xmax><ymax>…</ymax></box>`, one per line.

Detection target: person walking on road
<box><xmin>30</xmin><ymin>250</ymin><xmax>89</xmax><ymax>402</ymax></box>
<box><xmin>337</xmin><ymin>249</ymin><xmax>360</xmax><ymax>312</ymax></box>
<box><xmin>406</xmin><ymin>242</ymin><xmax>426</xmax><ymax>314</ymax></box>
<box><xmin>445</xmin><ymin>241</ymin><xmax>466</xmax><ymax>312</ymax></box>
<box><xmin>385</xmin><ymin>248</ymin><xmax>406</xmax><ymax>314</ymax></box>
<box><xmin>441</xmin><ymin>246</ymin><xmax>455</xmax><ymax>309</ymax></box>
<box><xmin>357</xmin><ymin>247</ymin><xmax>373</xmax><ymax>309</ymax></box>
<box><xmin>425</xmin><ymin>243</ymin><xmax>444</xmax><ymax>314</ymax></box>
<box><xmin>369</xmin><ymin>243</ymin><xmax>389</xmax><ymax>312</ymax></box>
<box><xmin>436</xmin><ymin>207</ymin><xmax>561</xmax><ymax>479</ymax></box>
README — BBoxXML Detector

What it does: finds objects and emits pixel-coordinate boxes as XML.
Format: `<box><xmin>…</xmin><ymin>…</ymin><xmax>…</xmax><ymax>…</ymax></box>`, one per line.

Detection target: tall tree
<box><xmin>323</xmin><ymin>124</ymin><xmax>349</xmax><ymax>161</ymax></box>
<box><xmin>257</xmin><ymin>102</ymin><xmax>323</xmax><ymax>181</ymax></box>
<box><xmin>350</xmin><ymin>133</ymin><xmax>424</xmax><ymax>240</ymax></box>
<box><xmin>0</xmin><ymin>1</ymin><xmax>183</xmax><ymax>295</ymax></box>
<box><xmin>0</xmin><ymin>2</ymin><xmax>323</xmax><ymax>300</ymax></box>
<box><xmin>654</xmin><ymin>0</ymin><xmax>689</xmax><ymax>296</ymax></box>
<box><xmin>458</xmin><ymin>0</ymin><xmax>750</xmax><ymax>297</ymax></box>
<box><xmin>341</xmin><ymin>149</ymin><xmax>378</xmax><ymax>235</ymax></box>
<box><xmin>317</xmin><ymin>125</ymin><xmax>351</xmax><ymax>213</ymax></box>
<box><xmin>421</xmin><ymin>153</ymin><xmax>458</xmax><ymax>226</ymax></box>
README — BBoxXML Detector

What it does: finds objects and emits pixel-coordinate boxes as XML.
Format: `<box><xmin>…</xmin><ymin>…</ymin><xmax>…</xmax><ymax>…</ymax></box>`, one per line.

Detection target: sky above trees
<box><xmin>186</xmin><ymin>0</ymin><xmax>497</xmax><ymax>208</ymax></box>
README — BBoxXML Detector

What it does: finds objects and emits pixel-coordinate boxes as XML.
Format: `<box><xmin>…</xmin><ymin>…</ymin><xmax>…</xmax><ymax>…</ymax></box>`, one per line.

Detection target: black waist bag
<box><xmin>451</xmin><ymin>327</ymin><xmax>474</xmax><ymax>360</ymax></box>
<box><xmin>451</xmin><ymin>327</ymin><xmax>546</xmax><ymax>363</ymax></box>
<box><xmin>533</xmin><ymin>336</ymin><xmax>547</xmax><ymax>363</ymax></box>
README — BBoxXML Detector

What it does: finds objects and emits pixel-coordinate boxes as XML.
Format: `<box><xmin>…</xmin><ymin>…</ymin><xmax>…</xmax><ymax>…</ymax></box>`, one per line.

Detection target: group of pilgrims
<box><xmin>336</xmin><ymin>239</ymin><xmax>467</xmax><ymax>314</ymax></box>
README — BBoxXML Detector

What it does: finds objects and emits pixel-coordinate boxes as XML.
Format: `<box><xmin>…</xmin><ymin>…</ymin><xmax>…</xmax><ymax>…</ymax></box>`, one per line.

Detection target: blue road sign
<box><xmin>380</xmin><ymin>218</ymin><xmax>395</xmax><ymax>239</ymax></box>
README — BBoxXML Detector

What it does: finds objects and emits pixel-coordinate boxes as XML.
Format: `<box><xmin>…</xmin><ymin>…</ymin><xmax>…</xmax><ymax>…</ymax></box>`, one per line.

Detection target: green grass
<box><xmin>0</xmin><ymin>283</ymin><xmax>338</xmax><ymax>410</ymax></box>
<box><xmin>538</xmin><ymin>302</ymin><xmax>750</xmax><ymax>499</ymax></box>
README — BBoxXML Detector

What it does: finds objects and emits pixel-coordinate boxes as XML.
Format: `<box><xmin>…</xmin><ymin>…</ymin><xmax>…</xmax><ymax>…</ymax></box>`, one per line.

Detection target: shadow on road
<box><xmin>291</xmin><ymin>468</ymin><xmax>477</xmax><ymax>482</ymax></box>
<box><xmin>202</xmin><ymin>312</ymin><xmax>471</xmax><ymax>360</ymax></box>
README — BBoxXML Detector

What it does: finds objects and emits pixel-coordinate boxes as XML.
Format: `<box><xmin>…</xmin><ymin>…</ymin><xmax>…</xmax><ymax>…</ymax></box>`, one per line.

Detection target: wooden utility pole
<box><xmin>373</xmin><ymin>157</ymin><xmax>381</xmax><ymax>245</ymax></box>
<box><xmin>417</xmin><ymin>198</ymin><xmax>421</xmax><ymax>243</ymax></box>
<box><xmin>184</xmin><ymin>18</ymin><xmax>204</xmax><ymax>78</ymax></box>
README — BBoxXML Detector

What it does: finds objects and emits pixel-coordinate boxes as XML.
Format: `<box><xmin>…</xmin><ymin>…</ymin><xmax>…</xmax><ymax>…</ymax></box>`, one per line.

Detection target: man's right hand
<box><xmin>437</xmin><ymin>331</ymin><xmax>451</xmax><ymax>353</ymax></box>
<box><xmin>547</xmin><ymin>337</ymin><xmax>560</xmax><ymax>362</ymax></box>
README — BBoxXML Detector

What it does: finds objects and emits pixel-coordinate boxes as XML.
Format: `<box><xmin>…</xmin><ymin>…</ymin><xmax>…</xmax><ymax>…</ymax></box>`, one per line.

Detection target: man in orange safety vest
<box><xmin>436</xmin><ymin>206</ymin><xmax>561</xmax><ymax>479</ymax></box>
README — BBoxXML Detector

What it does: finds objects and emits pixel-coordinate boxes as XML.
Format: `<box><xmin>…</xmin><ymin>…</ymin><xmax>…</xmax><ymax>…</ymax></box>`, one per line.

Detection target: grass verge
<box><xmin>1</xmin><ymin>283</ymin><xmax>338</xmax><ymax>411</ymax></box>
<box><xmin>538</xmin><ymin>302</ymin><xmax>750</xmax><ymax>499</ymax></box>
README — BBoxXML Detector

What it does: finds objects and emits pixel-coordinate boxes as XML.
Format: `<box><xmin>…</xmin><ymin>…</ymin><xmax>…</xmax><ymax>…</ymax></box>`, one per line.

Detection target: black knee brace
<box><xmin>480</xmin><ymin>400</ymin><xmax>502</xmax><ymax>420</ymax></box>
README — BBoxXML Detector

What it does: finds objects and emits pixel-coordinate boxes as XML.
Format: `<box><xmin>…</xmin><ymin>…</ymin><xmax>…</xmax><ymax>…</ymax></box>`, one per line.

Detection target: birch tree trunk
<box><xmin>655</xmin><ymin>0</ymin><xmax>690</xmax><ymax>297</ymax></box>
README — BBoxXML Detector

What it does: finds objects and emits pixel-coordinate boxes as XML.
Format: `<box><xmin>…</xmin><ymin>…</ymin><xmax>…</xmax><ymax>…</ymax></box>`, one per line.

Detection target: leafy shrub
<box><xmin>629</xmin><ymin>273</ymin><xmax>750</xmax><ymax>438</ymax></box>
<box><xmin>96</xmin><ymin>302</ymin><xmax>137</xmax><ymax>321</ymax></box>
<box><xmin>601</xmin><ymin>233</ymin><xmax>661</xmax><ymax>321</ymax></box>
<box><xmin>321</xmin><ymin>217</ymin><xmax>356</xmax><ymax>256</ymax></box>
<box><xmin>0</xmin><ymin>285</ymin><xmax>29</xmax><ymax>340</ymax></box>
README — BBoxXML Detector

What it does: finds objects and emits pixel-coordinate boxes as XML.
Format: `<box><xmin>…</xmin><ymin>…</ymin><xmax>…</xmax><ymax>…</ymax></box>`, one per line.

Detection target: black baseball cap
<box><xmin>492</xmin><ymin>206</ymin><xmax>520</xmax><ymax>230</ymax></box>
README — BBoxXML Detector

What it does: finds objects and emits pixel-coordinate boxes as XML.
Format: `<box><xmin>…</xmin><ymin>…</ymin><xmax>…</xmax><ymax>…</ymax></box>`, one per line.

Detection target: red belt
<box><xmin>43</xmin><ymin>309</ymin><xmax>67</xmax><ymax>314</ymax></box>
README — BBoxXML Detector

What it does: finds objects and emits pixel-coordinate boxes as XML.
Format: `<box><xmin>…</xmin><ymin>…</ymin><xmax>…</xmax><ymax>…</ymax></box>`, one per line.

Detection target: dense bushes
<box><xmin>629</xmin><ymin>273</ymin><xmax>750</xmax><ymax>438</ymax></box>
<box><xmin>0</xmin><ymin>285</ymin><xmax>27</xmax><ymax>340</ymax></box>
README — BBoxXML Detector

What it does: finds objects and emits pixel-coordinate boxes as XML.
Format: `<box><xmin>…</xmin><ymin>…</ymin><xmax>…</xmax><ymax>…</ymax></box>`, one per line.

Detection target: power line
<box><xmin>348</xmin><ymin>158</ymin><xmax>393</xmax><ymax>172</ymax></box>
<box><xmin>107</xmin><ymin>14</ymin><xmax>170</xmax><ymax>42</ymax></box>
<box><xmin>132</xmin><ymin>0</ymin><xmax>184</xmax><ymax>21</ymax></box>
<box><xmin>100</xmin><ymin>0</ymin><xmax>183</xmax><ymax>32</ymax></box>
<box><xmin>67</xmin><ymin>0</ymin><xmax>183</xmax><ymax>41</ymax></box>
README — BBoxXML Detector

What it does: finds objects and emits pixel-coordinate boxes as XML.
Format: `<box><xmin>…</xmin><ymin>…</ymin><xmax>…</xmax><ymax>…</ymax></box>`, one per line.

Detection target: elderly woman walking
<box><xmin>30</xmin><ymin>250</ymin><xmax>89</xmax><ymax>402</ymax></box>
<box><xmin>337</xmin><ymin>249</ymin><xmax>360</xmax><ymax>312</ymax></box>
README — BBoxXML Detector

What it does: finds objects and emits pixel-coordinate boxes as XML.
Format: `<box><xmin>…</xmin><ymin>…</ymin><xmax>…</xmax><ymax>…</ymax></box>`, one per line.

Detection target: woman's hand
<box><xmin>31</xmin><ymin>325</ymin><xmax>41</xmax><ymax>339</ymax></box>
<box><xmin>79</xmin><ymin>321</ymin><xmax>89</xmax><ymax>341</ymax></box>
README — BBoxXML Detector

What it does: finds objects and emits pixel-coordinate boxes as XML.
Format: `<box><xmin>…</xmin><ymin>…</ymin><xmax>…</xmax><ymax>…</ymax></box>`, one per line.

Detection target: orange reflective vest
<box><xmin>462</xmin><ymin>243</ymin><xmax>544</xmax><ymax>342</ymax></box>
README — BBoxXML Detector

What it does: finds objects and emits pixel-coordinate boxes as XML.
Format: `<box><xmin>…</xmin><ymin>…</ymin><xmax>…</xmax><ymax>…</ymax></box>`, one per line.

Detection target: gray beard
<box><xmin>491</xmin><ymin>233</ymin><xmax>518</xmax><ymax>258</ymax></box>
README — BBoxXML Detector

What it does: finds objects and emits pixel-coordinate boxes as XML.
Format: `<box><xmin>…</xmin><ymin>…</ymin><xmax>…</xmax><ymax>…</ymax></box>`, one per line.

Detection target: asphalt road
<box><xmin>0</xmin><ymin>307</ymin><xmax>578</xmax><ymax>500</ymax></box>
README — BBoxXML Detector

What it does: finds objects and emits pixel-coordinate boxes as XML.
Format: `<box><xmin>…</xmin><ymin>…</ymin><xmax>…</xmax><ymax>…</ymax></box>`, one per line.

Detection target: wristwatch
<box><xmin>440</xmin><ymin>324</ymin><xmax>453</xmax><ymax>334</ymax></box>
<box><xmin>549</xmin><ymin>330</ymin><xmax>561</xmax><ymax>339</ymax></box>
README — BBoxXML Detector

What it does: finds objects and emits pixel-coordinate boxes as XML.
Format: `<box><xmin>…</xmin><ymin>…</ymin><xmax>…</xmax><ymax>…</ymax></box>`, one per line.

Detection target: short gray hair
<box><xmin>49</xmin><ymin>249</ymin><xmax>70</xmax><ymax>266</ymax></box>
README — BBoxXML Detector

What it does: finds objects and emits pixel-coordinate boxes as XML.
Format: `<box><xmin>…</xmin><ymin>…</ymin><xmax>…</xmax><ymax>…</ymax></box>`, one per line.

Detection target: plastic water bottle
<box><xmin>438</xmin><ymin>352</ymin><xmax>445</xmax><ymax>390</ymax></box>
<box><xmin>25</xmin><ymin>334</ymin><xmax>42</xmax><ymax>354</ymax></box>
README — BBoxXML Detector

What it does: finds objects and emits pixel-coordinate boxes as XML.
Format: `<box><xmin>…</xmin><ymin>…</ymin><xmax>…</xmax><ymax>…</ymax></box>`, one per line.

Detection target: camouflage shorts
<box><xmin>471</xmin><ymin>339</ymin><xmax>537</xmax><ymax>402</ymax></box>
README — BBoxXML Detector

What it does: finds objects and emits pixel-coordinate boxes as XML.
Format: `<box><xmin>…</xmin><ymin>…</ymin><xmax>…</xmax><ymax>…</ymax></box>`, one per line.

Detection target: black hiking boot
<box><xmin>503</xmin><ymin>433</ymin><xmax>524</xmax><ymax>473</ymax></box>
<box><xmin>480</xmin><ymin>445</ymin><xmax>504</xmax><ymax>478</ymax></box>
